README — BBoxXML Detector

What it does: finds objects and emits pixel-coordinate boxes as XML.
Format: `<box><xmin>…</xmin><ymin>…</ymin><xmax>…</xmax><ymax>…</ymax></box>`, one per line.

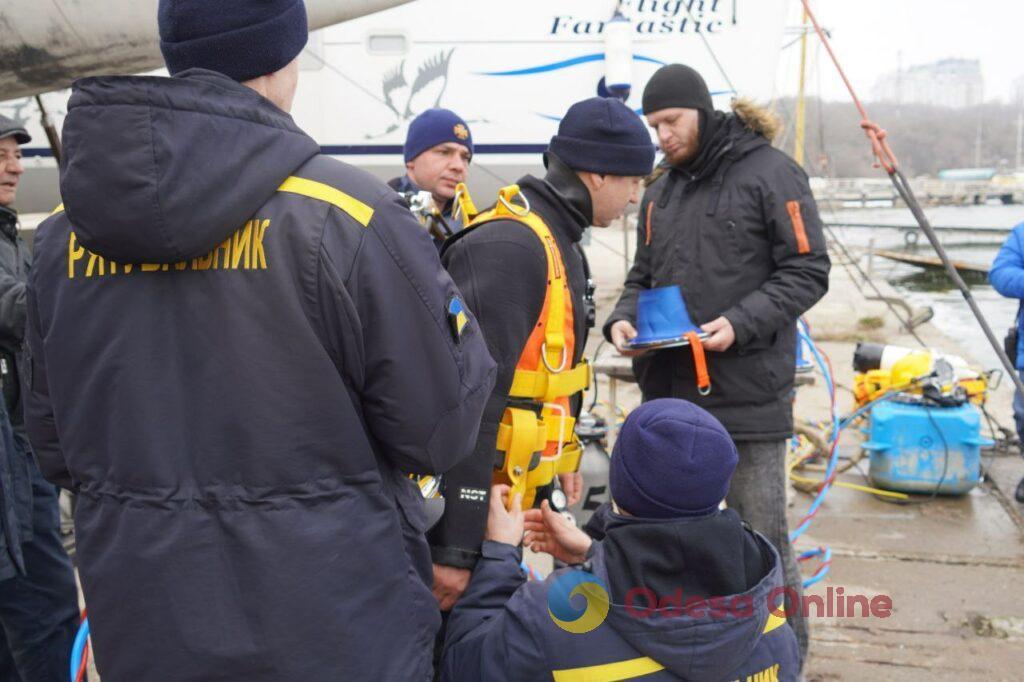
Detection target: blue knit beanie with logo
<box><xmin>610</xmin><ymin>398</ymin><xmax>739</xmax><ymax>518</ymax></box>
<box><xmin>404</xmin><ymin>109</ymin><xmax>474</xmax><ymax>163</ymax></box>
<box><xmin>159</xmin><ymin>0</ymin><xmax>309</xmax><ymax>82</ymax></box>
<box><xmin>548</xmin><ymin>97</ymin><xmax>655</xmax><ymax>176</ymax></box>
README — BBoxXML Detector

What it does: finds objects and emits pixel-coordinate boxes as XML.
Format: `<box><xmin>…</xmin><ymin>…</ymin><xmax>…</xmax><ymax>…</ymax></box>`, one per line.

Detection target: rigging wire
<box><xmin>798</xmin><ymin>0</ymin><xmax>1024</xmax><ymax>399</ymax></box>
<box><xmin>681</xmin><ymin>4</ymin><xmax>737</xmax><ymax>95</ymax></box>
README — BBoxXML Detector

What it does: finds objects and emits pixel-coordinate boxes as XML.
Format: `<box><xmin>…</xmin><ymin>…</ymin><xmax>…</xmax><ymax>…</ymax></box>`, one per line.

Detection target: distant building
<box><xmin>871</xmin><ymin>59</ymin><xmax>983</xmax><ymax>108</ymax></box>
<box><xmin>1013</xmin><ymin>74</ymin><xmax>1024</xmax><ymax>106</ymax></box>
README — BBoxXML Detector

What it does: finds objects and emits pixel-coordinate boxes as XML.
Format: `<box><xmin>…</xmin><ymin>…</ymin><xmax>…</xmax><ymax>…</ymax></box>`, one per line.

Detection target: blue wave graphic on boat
<box><xmin>478</xmin><ymin>53</ymin><xmax>667</xmax><ymax>76</ymax></box>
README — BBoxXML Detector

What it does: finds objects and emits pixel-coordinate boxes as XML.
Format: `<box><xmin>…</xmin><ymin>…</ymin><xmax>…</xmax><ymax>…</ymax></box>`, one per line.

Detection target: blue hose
<box><xmin>790</xmin><ymin>322</ymin><xmax>841</xmax><ymax>589</ymax></box>
<box><xmin>797</xmin><ymin>547</ymin><xmax>833</xmax><ymax>588</ymax></box>
<box><xmin>521</xmin><ymin>560</ymin><xmax>547</xmax><ymax>581</ymax></box>
<box><xmin>69</xmin><ymin>616</ymin><xmax>89</xmax><ymax>682</ymax></box>
<box><xmin>789</xmin><ymin>324</ymin><xmax>841</xmax><ymax>544</ymax></box>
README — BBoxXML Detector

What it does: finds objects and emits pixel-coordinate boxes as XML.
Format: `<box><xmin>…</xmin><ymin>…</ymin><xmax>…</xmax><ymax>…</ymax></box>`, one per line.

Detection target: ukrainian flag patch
<box><xmin>447</xmin><ymin>296</ymin><xmax>469</xmax><ymax>343</ymax></box>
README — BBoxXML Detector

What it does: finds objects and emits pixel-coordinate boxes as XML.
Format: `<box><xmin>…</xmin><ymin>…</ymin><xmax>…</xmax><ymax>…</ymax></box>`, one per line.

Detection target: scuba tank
<box><xmin>568</xmin><ymin>411</ymin><xmax>612</xmax><ymax>526</ymax></box>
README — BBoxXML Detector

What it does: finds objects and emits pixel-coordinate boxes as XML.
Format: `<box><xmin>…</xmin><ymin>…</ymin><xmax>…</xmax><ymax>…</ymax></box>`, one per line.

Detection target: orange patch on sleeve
<box><xmin>786</xmin><ymin>200</ymin><xmax>811</xmax><ymax>254</ymax></box>
<box><xmin>644</xmin><ymin>202</ymin><xmax>654</xmax><ymax>246</ymax></box>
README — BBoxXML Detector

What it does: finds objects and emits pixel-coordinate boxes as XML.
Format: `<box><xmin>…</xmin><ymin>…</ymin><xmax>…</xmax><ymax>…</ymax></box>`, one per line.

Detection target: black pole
<box><xmin>34</xmin><ymin>96</ymin><xmax>61</xmax><ymax>164</ymax></box>
<box><xmin>888</xmin><ymin>168</ymin><xmax>1024</xmax><ymax>397</ymax></box>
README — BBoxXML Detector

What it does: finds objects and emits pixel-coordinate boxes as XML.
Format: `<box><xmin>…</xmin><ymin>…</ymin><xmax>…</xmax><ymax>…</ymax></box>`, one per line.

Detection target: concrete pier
<box><xmin>583</xmin><ymin>219</ymin><xmax>1024</xmax><ymax>680</ymax></box>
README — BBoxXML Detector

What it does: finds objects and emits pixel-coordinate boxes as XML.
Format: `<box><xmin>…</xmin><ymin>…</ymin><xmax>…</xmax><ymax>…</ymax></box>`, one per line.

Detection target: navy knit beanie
<box><xmin>548</xmin><ymin>97</ymin><xmax>655</xmax><ymax>176</ymax></box>
<box><xmin>610</xmin><ymin>399</ymin><xmax>738</xmax><ymax>519</ymax></box>
<box><xmin>404</xmin><ymin>109</ymin><xmax>474</xmax><ymax>163</ymax></box>
<box><xmin>159</xmin><ymin>0</ymin><xmax>308</xmax><ymax>82</ymax></box>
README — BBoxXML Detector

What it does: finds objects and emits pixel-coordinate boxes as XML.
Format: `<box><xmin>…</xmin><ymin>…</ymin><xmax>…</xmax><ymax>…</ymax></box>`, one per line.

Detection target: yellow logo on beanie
<box><xmin>453</xmin><ymin>123</ymin><xmax>469</xmax><ymax>140</ymax></box>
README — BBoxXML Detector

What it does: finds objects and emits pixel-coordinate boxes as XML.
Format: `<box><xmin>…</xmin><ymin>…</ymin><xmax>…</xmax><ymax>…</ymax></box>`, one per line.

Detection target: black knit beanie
<box><xmin>642</xmin><ymin>64</ymin><xmax>714</xmax><ymax>115</ymax></box>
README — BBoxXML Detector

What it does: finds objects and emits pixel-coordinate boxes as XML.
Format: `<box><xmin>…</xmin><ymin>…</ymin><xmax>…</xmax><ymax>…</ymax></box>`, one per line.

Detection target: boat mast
<box><xmin>794</xmin><ymin>6</ymin><xmax>809</xmax><ymax>167</ymax></box>
<box><xmin>1016</xmin><ymin>108</ymin><xmax>1022</xmax><ymax>171</ymax></box>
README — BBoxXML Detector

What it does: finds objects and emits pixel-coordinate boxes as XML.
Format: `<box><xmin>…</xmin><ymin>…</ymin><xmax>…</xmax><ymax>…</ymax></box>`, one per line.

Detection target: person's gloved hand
<box><xmin>524</xmin><ymin>500</ymin><xmax>592</xmax><ymax>565</ymax></box>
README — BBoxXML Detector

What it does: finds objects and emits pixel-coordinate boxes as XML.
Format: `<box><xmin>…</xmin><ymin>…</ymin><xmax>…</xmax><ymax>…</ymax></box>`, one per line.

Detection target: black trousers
<box><xmin>0</xmin><ymin>443</ymin><xmax>80</xmax><ymax>682</ymax></box>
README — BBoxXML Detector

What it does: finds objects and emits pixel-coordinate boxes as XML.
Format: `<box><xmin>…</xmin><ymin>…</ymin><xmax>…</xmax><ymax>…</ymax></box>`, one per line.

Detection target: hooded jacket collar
<box><xmin>59</xmin><ymin>68</ymin><xmax>321</xmax><ymax>264</ymax></box>
<box><xmin>676</xmin><ymin>111</ymin><xmax>767</xmax><ymax>182</ymax></box>
<box><xmin>542</xmin><ymin>152</ymin><xmax>594</xmax><ymax>229</ymax></box>
<box><xmin>653</xmin><ymin>111</ymin><xmax>770</xmax><ymax>211</ymax></box>
<box><xmin>590</xmin><ymin>509</ymin><xmax>783</xmax><ymax>680</ymax></box>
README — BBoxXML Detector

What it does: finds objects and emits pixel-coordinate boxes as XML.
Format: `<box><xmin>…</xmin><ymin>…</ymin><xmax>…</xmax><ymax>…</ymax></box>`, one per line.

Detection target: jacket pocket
<box><xmin>391</xmin><ymin>470</ymin><xmax>430</xmax><ymax>534</ymax></box>
<box><xmin>721</xmin><ymin>218</ymin><xmax>742</xmax><ymax>263</ymax></box>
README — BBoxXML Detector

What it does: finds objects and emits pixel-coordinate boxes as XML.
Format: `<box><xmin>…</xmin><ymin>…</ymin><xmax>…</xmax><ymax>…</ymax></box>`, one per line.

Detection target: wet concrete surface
<box><xmin>582</xmin><ymin>223</ymin><xmax>1024</xmax><ymax>680</ymax></box>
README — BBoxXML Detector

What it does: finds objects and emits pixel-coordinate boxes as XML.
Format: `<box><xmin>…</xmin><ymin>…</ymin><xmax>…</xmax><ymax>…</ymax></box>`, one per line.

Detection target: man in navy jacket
<box><xmin>0</xmin><ymin>113</ymin><xmax>79</xmax><ymax>682</ymax></box>
<box><xmin>25</xmin><ymin>1</ymin><xmax>495</xmax><ymax>679</ymax></box>
<box><xmin>442</xmin><ymin>399</ymin><xmax>801</xmax><ymax>681</ymax></box>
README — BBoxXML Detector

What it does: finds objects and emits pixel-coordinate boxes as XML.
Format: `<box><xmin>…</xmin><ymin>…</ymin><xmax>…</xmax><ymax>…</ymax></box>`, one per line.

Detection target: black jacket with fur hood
<box><xmin>604</xmin><ymin>100</ymin><xmax>830</xmax><ymax>440</ymax></box>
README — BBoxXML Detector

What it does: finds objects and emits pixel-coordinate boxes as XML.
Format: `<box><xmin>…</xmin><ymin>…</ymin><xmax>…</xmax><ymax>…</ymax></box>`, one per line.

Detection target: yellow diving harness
<box><xmin>453</xmin><ymin>183</ymin><xmax>592</xmax><ymax>508</ymax></box>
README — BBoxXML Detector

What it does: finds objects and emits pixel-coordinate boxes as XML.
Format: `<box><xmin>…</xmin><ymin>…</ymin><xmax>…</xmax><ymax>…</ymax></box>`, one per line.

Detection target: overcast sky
<box><xmin>774</xmin><ymin>0</ymin><xmax>1024</xmax><ymax>103</ymax></box>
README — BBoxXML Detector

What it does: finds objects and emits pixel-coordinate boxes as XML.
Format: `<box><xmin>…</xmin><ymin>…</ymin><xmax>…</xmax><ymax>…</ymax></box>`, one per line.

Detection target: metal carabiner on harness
<box><xmin>540</xmin><ymin>342</ymin><xmax>568</xmax><ymax>374</ymax></box>
<box><xmin>498</xmin><ymin>187</ymin><xmax>531</xmax><ymax>217</ymax></box>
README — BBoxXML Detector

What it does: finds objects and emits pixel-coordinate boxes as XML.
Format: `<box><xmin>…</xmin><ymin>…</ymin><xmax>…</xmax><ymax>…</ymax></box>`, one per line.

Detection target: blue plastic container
<box><xmin>863</xmin><ymin>400</ymin><xmax>991</xmax><ymax>495</ymax></box>
<box><xmin>632</xmin><ymin>286</ymin><xmax>700</xmax><ymax>345</ymax></box>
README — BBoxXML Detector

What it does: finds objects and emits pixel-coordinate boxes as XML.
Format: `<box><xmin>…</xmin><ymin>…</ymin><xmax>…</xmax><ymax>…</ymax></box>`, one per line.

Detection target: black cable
<box><xmin>587</xmin><ymin>232</ymin><xmax>629</xmax><ymax>259</ymax></box>
<box><xmin>923</xmin><ymin>404</ymin><xmax>951</xmax><ymax>500</ymax></box>
<box><xmin>681</xmin><ymin>5</ymin><xmax>737</xmax><ymax>95</ymax></box>
<box><xmin>587</xmin><ymin>339</ymin><xmax>607</xmax><ymax>412</ymax></box>
<box><xmin>826</xmin><ymin>237</ymin><xmax>870</xmax><ymax>298</ymax></box>
<box><xmin>979</xmin><ymin>402</ymin><xmax>1017</xmax><ymax>455</ymax></box>
<box><xmin>300</xmin><ymin>48</ymin><xmax>392</xmax><ymax>109</ymax></box>
<box><xmin>473</xmin><ymin>163</ymin><xmax>514</xmax><ymax>188</ymax></box>
<box><xmin>821</xmin><ymin>222</ymin><xmax>928</xmax><ymax>346</ymax></box>
<box><xmin>888</xmin><ymin>168</ymin><xmax>1024</xmax><ymax>398</ymax></box>
<box><xmin>859</xmin><ymin>401</ymin><xmax>947</xmax><ymax>506</ymax></box>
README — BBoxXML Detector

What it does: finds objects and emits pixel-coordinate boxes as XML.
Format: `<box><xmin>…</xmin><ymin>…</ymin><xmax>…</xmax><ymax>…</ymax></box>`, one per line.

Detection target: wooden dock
<box><xmin>871</xmin><ymin>248</ymin><xmax>989</xmax><ymax>275</ymax></box>
<box><xmin>811</xmin><ymin>176</ymin><xmax>1024</xmax><ymax>207</ymax></box>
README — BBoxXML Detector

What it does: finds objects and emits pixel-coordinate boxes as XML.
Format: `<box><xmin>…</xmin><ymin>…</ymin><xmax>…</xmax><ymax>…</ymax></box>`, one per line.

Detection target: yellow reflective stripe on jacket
<box><xmin>509</xmin><ymin>361</ymin><xmax>591</xmax><ymax>402</ymax></box>
<box><xmin>552</xmin><ymin>656</ymin><xmax>664</xmax><ymax>682</ymax></box>
<box><xmin>551</xmin><ymin>613</ymin><xmax>787</xmax><ymax>681</ymax></box>
<box><xmin>277</xmin><ymin>176</ymin><xmax>374</xmax><ymax>227</ymax></box>
<box><xmin>51</xmin><ymin>203</ymin><xmax>64</xmax><ymax>215</ymax></box>
<box><xmin>763</xmin><ymin>610</ymin><xmax>786</xmax><ymax>634</ymax></box>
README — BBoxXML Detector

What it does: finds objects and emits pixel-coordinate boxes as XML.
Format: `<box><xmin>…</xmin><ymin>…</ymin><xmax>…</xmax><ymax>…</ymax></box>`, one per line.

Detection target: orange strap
<box><xmin>644</xmin><ymin>202</ymin><xmax>654</xmax><ymax>246</ymax></box>
<box><xmin>684</xmin><ymin>331</ymin><xmax>711</xmax><ymax>396</ymax></box>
